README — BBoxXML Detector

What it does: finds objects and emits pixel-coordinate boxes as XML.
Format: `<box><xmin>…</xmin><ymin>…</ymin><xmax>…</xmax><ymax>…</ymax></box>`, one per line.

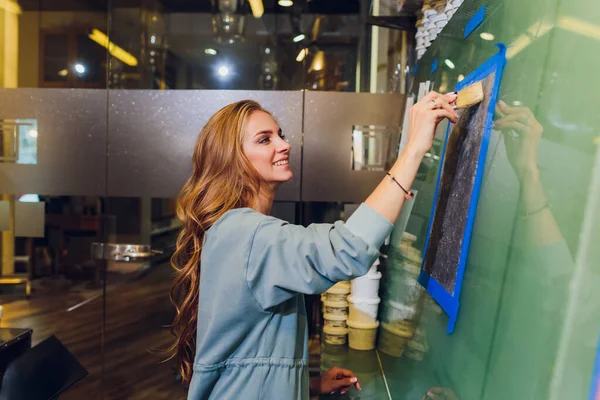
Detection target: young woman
<box><xmin>170</xmin><ymin>92</ymin><xmax>458</xmax><ymax>399</ymax></box>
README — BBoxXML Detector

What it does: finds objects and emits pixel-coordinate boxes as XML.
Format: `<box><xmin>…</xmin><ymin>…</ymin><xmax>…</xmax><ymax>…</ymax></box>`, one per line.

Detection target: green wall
<box><xmin>380</xmin><ymin>0</ymin><xmax>600</xmax><ymax>398</ymax></box>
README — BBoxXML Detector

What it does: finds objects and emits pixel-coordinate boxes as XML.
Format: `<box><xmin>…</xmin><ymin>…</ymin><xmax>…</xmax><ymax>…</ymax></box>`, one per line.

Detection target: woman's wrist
<box><xmin>401</xmin><ymin>143</ymin><xmax>427</xmax><ymax>163</ymax></box>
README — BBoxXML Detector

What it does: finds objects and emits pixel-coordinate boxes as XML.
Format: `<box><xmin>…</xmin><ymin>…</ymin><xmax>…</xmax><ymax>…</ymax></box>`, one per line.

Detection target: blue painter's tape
<box><xmin>464</xmin><ymin>6</ymin><xmax>486</xmax><ymax>38</ymax></box>
<box><xmin>418</xmin><ymin>44</ymin><xmax>507</xmax><ymax>334</ymax></box>
<box><xmin>414</xmin><ymin>64</ymin><xmax>419</xmax><ymax>75</ymax></box>
<box><xmin>431</xmin><ymin>58</ymin><xmax>438</xmax><ymax>74</ymax></box>
<box><xmin>589</xmin><ymin>333</ymin><xmax>600</xmax><ymax>400</ymax></box>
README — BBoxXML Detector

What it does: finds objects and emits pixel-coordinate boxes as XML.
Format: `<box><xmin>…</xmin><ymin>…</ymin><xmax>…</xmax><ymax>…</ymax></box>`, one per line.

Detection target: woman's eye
<box><xmin>279</xmin><ymin>133</ymin><xmax>286</xmax><ymax>141</ymax></box>
<box><xmin>259</xmin><ymin>137</ymin><xmax>270</xmax><ymax>144</ymax></box>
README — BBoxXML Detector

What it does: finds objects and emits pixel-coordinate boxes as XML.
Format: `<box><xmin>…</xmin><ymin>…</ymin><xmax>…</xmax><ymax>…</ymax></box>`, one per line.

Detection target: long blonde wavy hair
<box><xmin>169</xmin><ymin>100</ymin><xmax>267</xmax><ymax>384</ymax></box>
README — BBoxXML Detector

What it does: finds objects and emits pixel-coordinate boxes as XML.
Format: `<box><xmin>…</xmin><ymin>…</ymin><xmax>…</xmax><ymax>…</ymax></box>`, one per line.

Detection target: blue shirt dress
<box><xmin>186</xmin><ymin>203</ymin><xmax>393</xmax><ymax>400</ymax></box>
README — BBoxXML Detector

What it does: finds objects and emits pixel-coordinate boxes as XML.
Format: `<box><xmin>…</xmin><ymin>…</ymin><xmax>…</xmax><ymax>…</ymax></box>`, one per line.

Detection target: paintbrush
<box><xmin>454</xmin><ymin>81</ymin><xmax>484</xmax><ymax>109</ymax></box>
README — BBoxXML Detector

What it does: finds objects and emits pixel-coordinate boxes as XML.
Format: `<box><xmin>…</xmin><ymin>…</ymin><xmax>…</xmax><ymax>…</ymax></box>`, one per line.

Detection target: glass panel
<box><xmin>378</xmin><ymin>0</ymin><xmax>600</xmax><ymax>399</ymax></box>
<box><xmin>351</xmin><ymin>125</ymin><xmax>401</xmax><ymax>171</ymax></box>
<box><xmin>75</xmin><ymin>34</ymin><xmax>106</xmax><ymax>83</ymax></box>
<box><xmin>43</xmin><ymin>34</ymin><xmax>69</xmax><ymax>82</ymax></box>
<box><xmin>2</xmin><ymin>3</ymin><xmax>109</xmax><ymax>399</ymax></box>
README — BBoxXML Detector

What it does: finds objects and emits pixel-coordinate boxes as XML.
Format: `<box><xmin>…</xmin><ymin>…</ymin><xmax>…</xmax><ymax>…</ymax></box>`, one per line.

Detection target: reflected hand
<box><xmin>494</xmin><ymin>100</ymin><xmax>543</xmax><ymax>179</ymax></box>
<box><xmin>319</xmin><ymin>366</ymin><xmax>361</xmax><ymax>395</ymax></box>
<box><xmin>421</xmin><ymin>386</ymin><xmax>459</xmax><ymax>400</ymax></box>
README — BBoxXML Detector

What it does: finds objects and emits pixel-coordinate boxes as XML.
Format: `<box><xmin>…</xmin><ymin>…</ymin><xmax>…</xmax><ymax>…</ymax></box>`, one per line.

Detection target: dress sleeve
<box><xmin>246</xmin><ymin>203</ymin><xmax>393</xmax><ymax>310</ymax></box>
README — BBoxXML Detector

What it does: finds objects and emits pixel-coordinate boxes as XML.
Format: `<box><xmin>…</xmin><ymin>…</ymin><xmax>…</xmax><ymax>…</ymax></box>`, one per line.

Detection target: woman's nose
<box><xmin>278</xmin><ymin>137</ymin><xmax>291</xmax><ymax>153</ymax></box>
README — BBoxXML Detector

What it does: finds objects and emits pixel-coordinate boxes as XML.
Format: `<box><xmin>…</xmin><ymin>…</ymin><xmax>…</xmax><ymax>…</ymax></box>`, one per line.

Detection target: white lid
<box><xmin>323</xmin><ymin>326</ymin><xmax>348</xmax><ymax>335</ymax></box>
<box><xmin>347</xmin><ymin>295</ymin><xmax>381</xmax><ymax>305</ymax></box>
<box><xmin>323</xmin><ymin>300</ymin><xmax>349</xmax><ymax>307</ymax></box>
<box><xmin>324</xmin><ymin>313</ymin><xmax>348</xmax><ymax>321</ymax></box>
<box><xmin>359</xmin><ymin>266</ymin><xmax>382</xmax><ymax>279</ymax></box>
<box><xmin>347</xmin><ymin>319</ymin><xmax>380</xmax><ymax>329</ymax></box>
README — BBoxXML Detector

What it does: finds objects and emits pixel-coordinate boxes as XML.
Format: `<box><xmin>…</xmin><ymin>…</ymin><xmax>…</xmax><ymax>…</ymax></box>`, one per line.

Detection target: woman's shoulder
<box><xmin>209</xmin><ymin>207</ymin><xmax>273</xmax><ymax>236</ymax></box>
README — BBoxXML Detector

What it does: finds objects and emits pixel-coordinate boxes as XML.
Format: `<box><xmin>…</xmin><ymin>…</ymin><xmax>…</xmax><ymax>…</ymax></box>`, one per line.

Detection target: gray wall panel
<box><xmin>303</xmin><ymin>92</ymin><xmax>406</xmax><ymax>202</ymax></box>
<box><xmin>0</xmin><ymin>89</ymin><xmax>107</xmax><ymax>196</ymax></box>
<box><xmin>107</xmin><ymin>90</ymin><xmax>302</xmax><ymax>200</ymax></box>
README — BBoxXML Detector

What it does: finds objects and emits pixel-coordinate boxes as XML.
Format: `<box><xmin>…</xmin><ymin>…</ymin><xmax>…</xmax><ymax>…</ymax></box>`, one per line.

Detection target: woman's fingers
<box><xmin>433</xmin><ymin>108</ymin><xmax>458</xmax><ymax>123</ymax></box>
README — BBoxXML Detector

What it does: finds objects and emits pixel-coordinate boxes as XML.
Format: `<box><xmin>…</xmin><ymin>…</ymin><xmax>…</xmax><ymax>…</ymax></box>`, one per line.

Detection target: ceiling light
<box><xmin>218</xmin><ymin>66</ymin><xmax>229</xmax><ymax>77</ymax></box>
<box><xmin>293</xmin><ymin>34</ymin><xmax>305</xmax><ymax>42</ymax></box>
<box><xmin>278</xmin><ymin>0</ymin><xmax>293</xmax><ymax>6</ymax></box>
<box><xmin>205</xmin><ymin>48</ymin><xmax>217</xmax><ymax>55</ymax></box>
<box><xmin>88</xmin><ymin>29</ymin><xmax>138</xmax><ymax>66</ymax></box>
<box><xmin>74</xmin><ymin>63</ymin><xmax>86</xmax><ymax>74</ymax></box>
<box><xmin>296</xmin><ymin>48</ymin><xmax>308</xmax><ymax>62</ymax></box>
<box><xmin>249</xmin><ymin>0</ymin><xmax>264</xmax><ymax>18</ymax></box>
<box><xmin>457</xmin><ymin>74</ymin><xmax>465</xmax><ymax>82</ymax></box>
<box><xmin>57</xmin><ymin>69</ymin><xmax>68</xmax><ymax>77</ymax></box>
<box><xmin>480</xmin><ymin>32</ymin><xmax>495</xmax><ymax>41</ymax></box>
<box><xmin>512</xmin><ymin>100</ymin><xmax>523</xmax><ymax>106</ymax></box>
<box><xmin>444</xmin><ymin>59</ymin><xmax>455</xmax><ymax>69</ymax></box>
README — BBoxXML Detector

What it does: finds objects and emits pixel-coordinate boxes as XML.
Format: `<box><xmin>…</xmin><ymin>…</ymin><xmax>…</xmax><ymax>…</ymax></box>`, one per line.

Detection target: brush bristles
<box><xmin>455</xmin><ymin>81</ymin><xmax>484</xmax><ymax>109</ymax></box>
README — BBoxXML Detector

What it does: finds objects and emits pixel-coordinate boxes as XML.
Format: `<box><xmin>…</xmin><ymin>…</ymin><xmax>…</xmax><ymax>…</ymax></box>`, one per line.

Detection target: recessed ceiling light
<box><xmin>218</xmin><ymin>66</ymin><xmax>229</xmax><ymax>77</ymax></box>
<box><xmin>205</xmin><ymin>48</ymin><xmax>217</xmax><ymax>55</ymax></box>
<box><xmin>444</xmin><ymin>59</ymin><xmax>455</xmax><ymax>69</ymax></box>
<box><xmin>457</xmin><ymin>74</ymin><xmax>465</xmax><ymax>82</ymax></box>
<box><xmin>279</xmin><ymin>0</ymin><xmax>293</xmax><ymax>6</ymax></box>
<box><xmin>74</xmin><ymin>63</ymin><xmax>86</xmax><ymax>74</ymax></box>
<box><xmin>293</xmin><ymin>34</ymin><xmax>305</xmax><ymax>42</ymax></box>
<box><xmin>480</xmin><ymin>32</ymin><xmax>495</xmax><ymax>41</ymax></box>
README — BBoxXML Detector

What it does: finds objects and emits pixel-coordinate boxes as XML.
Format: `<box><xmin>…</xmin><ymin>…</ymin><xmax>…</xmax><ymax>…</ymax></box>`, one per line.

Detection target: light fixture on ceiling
<box><xmin>74</xmin><ymin>63</ymin><xmax>86</xmax><ymax>74</ymax></box>
<box><xmin>218</xmin><ymin>66</ymin><xmax>230</xmax><ymax>77</ymax></box>
<box><xmin>248</xmin><ymin>0</ymin><xmax>264</xmax><ymax>18</ymax></box>
<box><xmin>457</xmin><ymin>74</ymin><xmax>465</xmax><ymax>82</ymax></box>
<box><xmin>205</xmin><ymin>48</ymin><xmax>217</xmax><ymax>55</ymax></box>
<box><xmin>57</xmin><ymin>69</ymin><xmax>68</xmax><ymax>77</ymax></box>
<box><xmin>88</xmin><ymin>28</ymin><xmax>138</xmax><ymax>66</ymax></box>
<box><xmin>480</xmin><ymin>32</ymin><xmax>495</xmax><ymax>41</ymax></box>
<box><xmin>444</xmin><ymin>59</ymin><xmax>455</xmax><ymax>69</ymax></box>
<box><xmin>279</xmin><ymin>0</ymin><xmax>293</xmax><ymax>6</ymax></box>
<box><xmin>296</xmin><ymin>48</ymin><xmax>308</xmax><ymax>62</ymax></box>
<box><xmin>293</xmin><ymin>33</ymin><xmax>305</xmax><ymax>42</ymax></box>
<box><xmin>511</xmin><ymin>100</ymin><xmax>523</xmax><ymax>106</ymax></box>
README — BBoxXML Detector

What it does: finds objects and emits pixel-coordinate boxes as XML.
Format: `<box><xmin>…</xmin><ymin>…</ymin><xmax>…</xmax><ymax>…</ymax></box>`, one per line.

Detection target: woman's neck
<box><xmin>252</xmin><ymin>185</ymin><xmax>277</xmax><ymax>215</ymax></box>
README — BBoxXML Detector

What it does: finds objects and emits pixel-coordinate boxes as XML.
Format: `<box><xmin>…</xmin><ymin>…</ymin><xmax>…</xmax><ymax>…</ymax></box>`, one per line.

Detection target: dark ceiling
<box><xmin>19</xmin><ymin>0</ymin><xmax>361</xmax><ymax>14</ymax></box>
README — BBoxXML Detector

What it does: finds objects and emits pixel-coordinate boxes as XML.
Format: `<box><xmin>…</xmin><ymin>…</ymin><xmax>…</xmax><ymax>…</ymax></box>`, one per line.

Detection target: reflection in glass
<box><xmin>351</xmin><ymin>125</ymin><xmax>401</xmax><ymax>171</ymax></box>
<box><xmin>42</xmin><ymin>34</ymin><xmax>69</xmax><ymax>82</ymax></box>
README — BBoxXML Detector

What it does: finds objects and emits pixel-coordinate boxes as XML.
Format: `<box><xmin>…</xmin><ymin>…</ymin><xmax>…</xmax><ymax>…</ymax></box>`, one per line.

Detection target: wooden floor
<box><xmin>1</xmin><ymin>263</ymin><xmax>187</xmax><ymax>400</ymax></box>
